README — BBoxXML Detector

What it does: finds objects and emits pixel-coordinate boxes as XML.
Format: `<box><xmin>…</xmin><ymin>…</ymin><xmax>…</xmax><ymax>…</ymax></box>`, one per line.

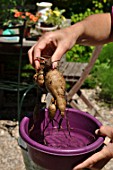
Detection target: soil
<box><xmin>40</xmin><ymin>22</ymin><xmax>54</xmax><ymax>28</ymax></box>
<box><xmin>0</xmin><ymin>88</ymin><xmax>113</xmax><ymax>170</ymax></box>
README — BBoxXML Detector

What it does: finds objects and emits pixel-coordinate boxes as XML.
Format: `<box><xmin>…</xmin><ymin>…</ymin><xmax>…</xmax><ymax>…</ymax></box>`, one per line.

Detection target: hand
<box><xmin>73</xmin><ymin>126</ymin><xmax>113</xmax><ymax>170</ymax></box>
<box><xmin>28</xmin><ymin>26</ymin><xmax>77</xmax><ymax>70</ymax></box>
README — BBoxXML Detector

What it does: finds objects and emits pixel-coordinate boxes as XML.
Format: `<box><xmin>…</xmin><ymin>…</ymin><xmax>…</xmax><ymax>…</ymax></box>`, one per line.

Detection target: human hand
<box><xmin>73</xmin><ymin>126</ymin><xmax>113</xmax><ymax>170</ymax></box>
<box><xmin>28</xmin><ymin>26</ymin><xmax>76</xmax><ymax>70</ymax></box>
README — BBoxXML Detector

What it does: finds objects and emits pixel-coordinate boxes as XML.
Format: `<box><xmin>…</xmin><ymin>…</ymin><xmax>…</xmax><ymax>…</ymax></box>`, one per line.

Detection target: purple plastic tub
<box><xmin>20</xmin><ymin>108</ymin><xmax>104</xmax><ymax>170</ymax></box>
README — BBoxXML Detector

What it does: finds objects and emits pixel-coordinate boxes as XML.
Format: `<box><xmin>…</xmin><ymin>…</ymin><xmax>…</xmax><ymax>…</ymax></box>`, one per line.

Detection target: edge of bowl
<box><xmin>19</xmin><ymin>108</ymin><xmax>104</xmax><ymax>156</ymax></box>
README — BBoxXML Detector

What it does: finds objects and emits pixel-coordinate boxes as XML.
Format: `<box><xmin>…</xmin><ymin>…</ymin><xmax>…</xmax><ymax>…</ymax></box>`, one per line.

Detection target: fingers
<box><xmin>73</xmin><ymin>126</ymin><xmax>113</xmax><ymax>170</ymax></box>
<box><xmin>28</xmin><ymin>43</ymin><xmax>40</xmax><ymax>70</ymax></box>
<box><xmin>28</xmin><ymin>33</ymin><xmax>57</xmax><ymax>70</ymax></box>
<box><xmin>28</xmin><ymin>41</ymin><xmax>47</xmax><ymax>70</ymax></box>
<box><xmin>73</xmin><ymin>145</ymin><xmax>112</xmax><ymax>170</ymax></box>
<box><xmin>73</xmin><ymin>151</ymin><xmax>104</xmax><ymax>169</ymax></box>
<box><xmin>96</xmin><ymin>126</ymin><xmax>113</xmax><ymax>140</ymax></box>
<box><xmin>28</xmin><ymin>43</ymin><xmax>36</xmax><ymax>65</ymax></box>
<box><xmin>28</xmin><ymin>30</ymin><xmax>69</xmax><ymax>70</ymax></box>
<box><xmin>52</xmin><ymin>44</ymin><xmax>67</xmax><ymax>69</ymax></box>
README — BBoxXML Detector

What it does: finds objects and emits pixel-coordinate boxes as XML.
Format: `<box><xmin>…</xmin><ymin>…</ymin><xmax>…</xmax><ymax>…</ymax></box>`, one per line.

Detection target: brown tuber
<box><xmin>48</xmin><ymin>103</ymin><xmax>57</xmax><ymax>119</ymax></box>
<box><xmin>33</xmin><ymin>42</ymin><xmax>66</xmax><ymax>121</ymax></box>
<box><xmin>45</xmin><ymin>69</ymin><xmax>66</xmax><ymax>118</ymax></box>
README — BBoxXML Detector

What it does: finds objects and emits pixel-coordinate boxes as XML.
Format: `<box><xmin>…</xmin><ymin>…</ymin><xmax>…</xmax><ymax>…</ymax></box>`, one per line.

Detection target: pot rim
<box><xmin>36</xmin><ymin>2</ymin><xmax>52</xmax><ymax>7</ymax></box>
<box><xmin>19</xmin><ymin>108</ymin><xmax>104</xmax><ymax>156</ymax></box>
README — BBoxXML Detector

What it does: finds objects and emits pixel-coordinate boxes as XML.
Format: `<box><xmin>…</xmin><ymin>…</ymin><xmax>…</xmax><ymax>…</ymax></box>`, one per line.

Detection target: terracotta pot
<box><xmin>0</xmin><ymin>29</ymin><xmax>3</xmax><ymax>35</ymax></box>
<box><xmin>24</xmin><ymin>27</ymin><xmax>31</xmax><ymax>38</ymax></box>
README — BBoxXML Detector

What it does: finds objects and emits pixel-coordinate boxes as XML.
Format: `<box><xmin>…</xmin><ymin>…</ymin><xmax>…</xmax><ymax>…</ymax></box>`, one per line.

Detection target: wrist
<box><xmin>70</xmin><ymin>22</ymin><xmax>85</xmax><ymax>43</ymax></box>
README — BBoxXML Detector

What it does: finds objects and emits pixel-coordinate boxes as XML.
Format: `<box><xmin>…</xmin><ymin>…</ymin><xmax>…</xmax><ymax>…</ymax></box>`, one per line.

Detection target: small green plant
<box><xmin>66</xmin><ymin>45</ymin><xmax>94</xmax><ymax>63</ymax></box>
<box><xmin>45</xmin><ymin>7</ymin><xmax>66</xmax><ymax>27</ymax></box>
<box><xmin>21</xmin><ymin>64</ymin><xmax>35</xmax><ymax>82</ymax></box>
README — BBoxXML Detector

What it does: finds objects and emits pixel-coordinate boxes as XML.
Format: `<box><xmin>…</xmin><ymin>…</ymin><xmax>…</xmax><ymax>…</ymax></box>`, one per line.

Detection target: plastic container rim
<box><xmin>19</xmin><ymin>108</ymin><xmax>104</xmax><ymax>156</ymax></box>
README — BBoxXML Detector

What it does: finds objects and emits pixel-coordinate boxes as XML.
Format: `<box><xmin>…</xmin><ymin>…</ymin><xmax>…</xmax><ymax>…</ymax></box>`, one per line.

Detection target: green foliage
<box><xmin>97</xmin><ymin>43</ymin><xmax>113</xmax><ymax>66</ymax></box>
<box><xmin>82</xmin><ymin>75</ymin><xmax>97</xmax><ymax>89</ymax></box>
<box><xmin>96</xmin><ymin>64</ymin><xmax>113</xmax><ymax>103</ymax></box>
<box><xmin>43</xmin><ymin>0</ymin><xmax>112</xmax><ymax>18</ymax></box>
<box><xmin>93</xmin><ymin>43</ymin><xmax>113</xmax><ymax>103</ymax></box>
<box><xmin>66</xmin><ymin>45</ymin><xmax>94</xmax><ymax>62</ymax></box>
<box><xmin>71</xmin><ymin>0</ymin><xmax>103</xmax><ymax>24</ymax></box>
<box><xmin>21</xmin><ymin>64</ymin><xmax>34</xmax><ymax>79</ymax></box>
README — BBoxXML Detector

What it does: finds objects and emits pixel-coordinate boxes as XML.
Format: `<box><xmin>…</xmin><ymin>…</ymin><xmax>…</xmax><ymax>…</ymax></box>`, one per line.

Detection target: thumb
<box><xmin>73</xmin><ymin>145</ymin><xmax>112</xmax><ymax>170</ymax></box>
<box><xmin>96</xmin><ymin>126</ymin><xmax>113</xmax><ymax>140</ymax></box>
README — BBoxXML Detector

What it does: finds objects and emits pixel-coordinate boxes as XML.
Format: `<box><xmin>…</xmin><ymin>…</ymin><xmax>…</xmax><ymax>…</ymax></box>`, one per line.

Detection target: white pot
<box><xmin>35</xmin><ymin>24</ymin><xmax>58</xmax><ymax>32</ymax></box>
<box><xmin>36</xmin><ymin>2</ymin><xmax>53</xmax><ymax>21</ymax></box>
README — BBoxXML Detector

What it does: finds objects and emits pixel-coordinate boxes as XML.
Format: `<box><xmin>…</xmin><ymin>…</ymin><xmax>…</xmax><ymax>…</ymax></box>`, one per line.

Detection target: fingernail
<box><xmin>95</xmin><ymin>129</ymin><xmax>100</xmax><ymax>135</ymax></box>
<box><xmin>52</xmin><ymin>62</ymin><xmax>58</xmax><ymax>69</ymax></box>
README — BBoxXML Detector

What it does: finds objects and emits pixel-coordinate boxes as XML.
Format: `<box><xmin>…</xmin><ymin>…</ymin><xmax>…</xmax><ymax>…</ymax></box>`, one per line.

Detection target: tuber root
<box><xmin>48</xmin><ymin>103</ymin><xmax>57</xmax><ymax>119</ymax></box>
<box><xmin>34</xmin><ymin>66</ymin><xmax>66</xmax><ymax>120</ymax></box>
<box><xmin>33</xmin><ymin>42</ymin><xmax>66</xmax><ymax>122</ymax></box>
<box><xmin>30</xmin><ymin>43</ymin><xmax>68</xmax><ymax>138</ymax></box>
<box><xmin>45</xmin><ymin>69</ymin><xmax>66</xmax><ymax>118</ymax></box>
<box><xmin>34</xmin><ymin>70</ymin><xmax>45</xmax><ymax>87</ymax></box>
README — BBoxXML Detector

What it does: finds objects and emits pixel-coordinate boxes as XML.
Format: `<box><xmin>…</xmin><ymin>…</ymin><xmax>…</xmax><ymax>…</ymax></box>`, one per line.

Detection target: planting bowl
<box><xmin>20</xmin><ymin>108</ymin><xmax>104</xmax><ymax>170</ymax></box>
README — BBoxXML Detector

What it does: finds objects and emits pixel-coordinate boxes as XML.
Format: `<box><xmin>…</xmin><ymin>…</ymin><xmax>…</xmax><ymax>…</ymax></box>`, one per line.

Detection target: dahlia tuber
<box><xmin>33</xmin><ymin>42</ymin><xmax>66</xmax><ymax>121</ymax></box>
<box><xmin>45</xmin><ymin>69</ymin><xmax>66</xmax><ymax>118</ymax></box>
